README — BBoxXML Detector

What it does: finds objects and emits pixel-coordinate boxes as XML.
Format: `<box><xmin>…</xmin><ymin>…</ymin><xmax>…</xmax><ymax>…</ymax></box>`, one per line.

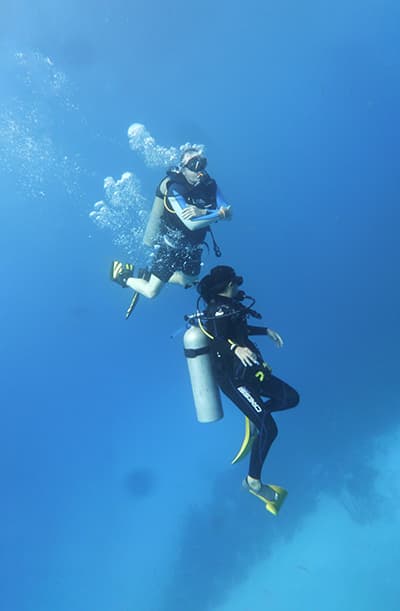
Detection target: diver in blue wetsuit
<box><xmin>111</xmin><ymin>148</ymin><xmax>232</xmax><ymax>316</ymax></box>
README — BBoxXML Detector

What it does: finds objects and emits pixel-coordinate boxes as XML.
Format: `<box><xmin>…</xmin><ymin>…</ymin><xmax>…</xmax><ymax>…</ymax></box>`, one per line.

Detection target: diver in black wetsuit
<box><xmin>197</xmin><ymin>265</ymin><xmax>299</xmax><ymax>505</ymax></box>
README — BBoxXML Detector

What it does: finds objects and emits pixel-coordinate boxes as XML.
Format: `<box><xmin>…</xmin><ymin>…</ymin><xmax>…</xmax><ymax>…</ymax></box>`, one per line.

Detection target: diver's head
<box><xmin>180</xmin><ymin>148</ymin><xmax>208</xmax><ymax>185</ymax></box>
<box><xmin>197</xmin><ymin>265</ymin><xmax>243</xmax><ymax>303</ymax></box>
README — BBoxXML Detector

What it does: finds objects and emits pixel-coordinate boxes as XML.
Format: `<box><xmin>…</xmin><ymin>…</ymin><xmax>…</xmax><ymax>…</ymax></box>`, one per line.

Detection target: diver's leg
<box><xmin>168</xmin><ymin>270</ymin><xmax>199</xmax><ymax>288</ymax></box>
<box><xmin>247</xmin><ymin>411</ymin><xmax>278</xmax><ymax>482</ymax></box>
<box><xmin>126</xmin><ymin>274</ymin><xmax>164</xmax><ymax>299</ymax></box>
<box><xmin>218</xmin><ymin>377</ymin><xmax>278</xmax><ymax>487</ymax></box>
<box><xmin>254</xmin><ymin>373</ymin><xmax>300</xmax><ymax>413</ymax></box>
<box><xmin>169</xmin><ymin>247</ymin><xmax>201</xmax><ymax>288</ymax></box>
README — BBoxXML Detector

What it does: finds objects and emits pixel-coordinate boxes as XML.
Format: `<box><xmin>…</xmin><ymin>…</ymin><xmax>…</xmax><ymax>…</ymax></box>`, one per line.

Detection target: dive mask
<box><xmin>184</xmin><ymin>155</ymin><xmax>208</xmax><ymax>172</ymax></box>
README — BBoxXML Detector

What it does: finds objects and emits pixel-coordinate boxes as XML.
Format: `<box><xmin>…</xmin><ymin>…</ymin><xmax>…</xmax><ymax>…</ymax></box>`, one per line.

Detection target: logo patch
<box><xmin>237</xmin><ymin>386</ymin><xmax>263</xmax><ymax>413</ymax></box>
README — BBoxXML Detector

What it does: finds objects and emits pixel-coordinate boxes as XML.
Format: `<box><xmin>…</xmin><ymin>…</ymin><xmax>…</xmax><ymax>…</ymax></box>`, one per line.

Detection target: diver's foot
<box><xmin>243</xmin><ymin>477</ymin><xmax>288</xmax><ymax>516</ymax></box>
<box><xmin>111</xmin><ymin>261</ymin><xmax>134</xmax><ymax>288</ymax></box>
<box><xmin>243</xmin><ymin>475</ymin><xmax>261</xmax><ymax>492</ymax></box>
<box><xmin>242</xmin><ymin>477</ymin><xmax>278</xmax><ymax>501</ymax></box>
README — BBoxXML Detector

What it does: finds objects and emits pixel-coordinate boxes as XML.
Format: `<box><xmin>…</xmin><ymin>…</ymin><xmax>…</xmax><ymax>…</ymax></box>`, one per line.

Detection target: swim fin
<box><xmin>243</xmin><ymin>478</ymin><xmax>288</xmax><ymax>516</ymax></box>
<box><xmin>125</xmin><ymin>291</ymin><xmax>140</xmax><ymax>319</ymax></box>
<box><xmin>124</xmin><ymin>268</ymin><xmax>151</xmax><ymax>319</ymax></box>
<box><xmin>266</xmin><ymin>485</ymin><xmax>288</xmax><ymax>516</ymax></box>
<box><xmin>231</xmin><ymin>417</ymin><xmax>258</xmax><ymax>464</ymax></box>
<box><xmin>111</xmin><ymin>261</ymin><xmax>134</xmax><ymax>287</ymax></box>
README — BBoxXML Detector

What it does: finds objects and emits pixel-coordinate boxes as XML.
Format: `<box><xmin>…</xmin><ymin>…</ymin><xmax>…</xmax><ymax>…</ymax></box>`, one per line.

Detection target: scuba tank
<box><xmin>182</xmin><ymin>290</ymin><xmax>259</xmax><ymax>424</ymax></box>
<box><xmin>143</xmin><ymin>195</ymin><xmax>164</xmax><ymax>247</ymax></box>
<box><xmin>183</xmin><ymin>325</ymin><xmax>223</xmax><ymax>423</ymax></box>
<box><xmin>142</xmin><ymin>177</ymin><xmax>169</xmax><ymax>247</ymax></box>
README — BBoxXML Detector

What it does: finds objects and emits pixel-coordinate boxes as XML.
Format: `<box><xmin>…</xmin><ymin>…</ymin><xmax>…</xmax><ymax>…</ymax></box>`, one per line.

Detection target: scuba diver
<box><xmin>193</xmin><ymin>265</ymin><xmax>299</xmax><ymax>515</ymax></box>
<box><xmin>111</xmin><ymin>147</ymin><xmax>232</xmax><ymax>318</ymax></box>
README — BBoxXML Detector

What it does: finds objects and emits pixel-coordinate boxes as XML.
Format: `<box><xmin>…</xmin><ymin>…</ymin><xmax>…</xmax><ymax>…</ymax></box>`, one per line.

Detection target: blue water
<box><xmin>1</xmin><ymin>1</ymin><xmax>400</xmax><ymax>610</ymax></box>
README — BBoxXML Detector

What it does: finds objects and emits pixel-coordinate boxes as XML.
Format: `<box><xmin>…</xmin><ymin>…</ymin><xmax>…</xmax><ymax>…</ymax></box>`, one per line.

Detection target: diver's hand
<box><xmin>266</xmin><ymin>328</ymin><xmax>284</xmax><ymax>348</ymax></box>
<box><xmin>234</xmin><ymin>346</ymin><xmax>259</xmax><ymax>367</ymax></box>
<box><xmin>218</xmin><ymin>205</ymin><xmax>232</xmax><ymax>220</ymax></box>
<box><xmin>182</xmin><ymin>205</ymin><xmax>206</xmax><ymax>220</ymax></box>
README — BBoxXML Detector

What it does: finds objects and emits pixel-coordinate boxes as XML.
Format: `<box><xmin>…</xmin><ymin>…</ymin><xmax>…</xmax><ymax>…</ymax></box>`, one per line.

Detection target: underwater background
<box><xmin>1</xmin><ymin>1</ymin><xmax>400</xmax><ymax>610</ymax></box>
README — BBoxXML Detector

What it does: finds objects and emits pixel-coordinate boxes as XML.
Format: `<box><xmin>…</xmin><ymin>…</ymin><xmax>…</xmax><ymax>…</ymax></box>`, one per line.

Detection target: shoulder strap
<box><xmin>164</xmin><ymin>192</ymin><xmax>175</xmax><ymax>213</ymax></box>
<box><xmin>158</xmin><ymin>177</ymin><xmax>176</xmax><ymax>213</ymax></box>
<box><xmin>156</xmin><ymin>176</ymin><xmax>171</xmax><ymax>198</ymax></box>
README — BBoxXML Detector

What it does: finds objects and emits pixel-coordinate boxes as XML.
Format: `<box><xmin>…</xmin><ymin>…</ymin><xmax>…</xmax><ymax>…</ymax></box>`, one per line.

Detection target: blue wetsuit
<box><xmin>151</xmin><ymin>169</ymin><xmax>228</xmax><ymax>283</ymax></box>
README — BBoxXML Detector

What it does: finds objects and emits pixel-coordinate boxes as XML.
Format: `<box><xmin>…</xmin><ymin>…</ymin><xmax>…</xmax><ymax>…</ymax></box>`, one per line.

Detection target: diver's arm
<box><xmin>168</xmin><ymin>187</ymin><xmax>229</xmax><ymax>231</ymax></box>
<box><xmin>216</xmin><ymin>186</ymin><xmax>228</xmax><ymax>207</ymax></box>
<box><xmin>248</xmin><ymin>325</ymin><xmax>269</xmax><ymax>336</ymax></box>
<box><xmin>266</xmin><ymin>328</ymin><xmax>284</xmax><ymax>348</ymax></box>
<box><xmin>215</xmin><ymin>187</ymin><xmax>232</xmax><ymax>219</ymax></box>
<box><xmin>248</xmin><ymin>325</ymin><xmax>283</xmax><ymax>347</ymax></box>
<box><xmin>209</xmin><ymin>309</ymin><xmax>262</xmax><ymax>366</ymax></box>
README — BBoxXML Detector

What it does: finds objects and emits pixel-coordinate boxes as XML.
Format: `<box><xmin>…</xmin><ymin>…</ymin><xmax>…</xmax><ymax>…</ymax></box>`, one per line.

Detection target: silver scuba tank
<box><xmin>183</xmin><ymin>325</ymin><xmax>224</xmax><ymax>423</ymax></box>
<box><xmin>143</xmin><ymin>195</ymin><xmax>164</xmax><ymax>247</ymax></box>
<box><xmin>143</xmin><ymin>177</ymin><xmax>169</xmax><ymax>247</ymax></box>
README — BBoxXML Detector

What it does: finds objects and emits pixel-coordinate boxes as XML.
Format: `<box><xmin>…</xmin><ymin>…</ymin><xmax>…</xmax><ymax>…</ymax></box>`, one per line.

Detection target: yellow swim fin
<box><xmin>245</xmin><ymin>481</ymin><xmax>288</xmax><ymax>516</ymax></box>
<box><xmin>231</xmin><ymin>417</ymin><xmax>258</xmax><ymax>464</ymax></box>
<box><xmin>265</xmin><ymin>485</ymin><xmax>288</xmax><ymax>515</ymax></box>
<box><xmin>110</xmin><ymin>261</ymin><xmax>134</xmax><ymax>287</ymax></box>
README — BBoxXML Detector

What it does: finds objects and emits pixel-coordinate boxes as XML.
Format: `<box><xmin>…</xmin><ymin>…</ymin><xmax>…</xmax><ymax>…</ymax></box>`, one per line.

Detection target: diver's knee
<box><xmin>146</xmin><ymin>287</ymin><xmax>160</xmax><ymax>299</ymax></box>
<box><xmin>146</xmin><ymin>278</ymin><xmax>164</xmax><ymax>299</ymax></box>
<box><xmin>289</xmin><ymin>390</ymin><xmax>300</xmax><ymax>408</ymax></box>
<box><xmin>283</xmin><ymin>388</ymin><xmax>300</xmax><ymax>409</ymax></box>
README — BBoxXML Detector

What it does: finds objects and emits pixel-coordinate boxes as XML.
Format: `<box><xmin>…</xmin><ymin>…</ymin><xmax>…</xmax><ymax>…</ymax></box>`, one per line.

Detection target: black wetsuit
<box><xmin>151</xmin><ymin>170</ymin><xmax>225</xmax><ymax>282</ymax></box>
<box><xmin>205</xmin><ymin>295</ymin><xmax>299</xmax><ymax>480</ymax></box>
